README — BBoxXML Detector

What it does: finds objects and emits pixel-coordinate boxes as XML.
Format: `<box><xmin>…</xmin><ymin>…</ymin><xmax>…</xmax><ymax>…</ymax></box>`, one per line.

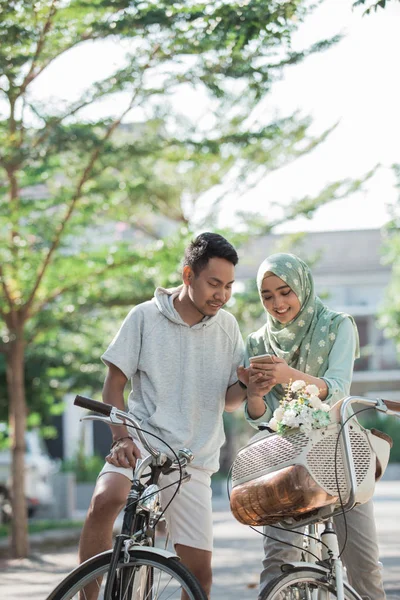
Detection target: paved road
<box><xmin>0</xmin><ymin>480</ymin><xmax>399</xmax><ymax>599</ymax></box>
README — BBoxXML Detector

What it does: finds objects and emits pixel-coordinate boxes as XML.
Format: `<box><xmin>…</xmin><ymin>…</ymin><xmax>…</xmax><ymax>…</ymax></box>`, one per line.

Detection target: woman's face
<box><xmin>260</xmin><ymin>274</ymin><xmax>301</xmax><ymax>324</ymax></box>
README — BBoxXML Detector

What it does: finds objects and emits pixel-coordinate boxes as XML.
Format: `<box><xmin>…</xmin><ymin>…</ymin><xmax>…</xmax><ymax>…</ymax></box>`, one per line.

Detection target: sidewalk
<box><xmin>0</xmin><ymin>480</ymin><xmax>399</xmax><ymax>599</ymax></box>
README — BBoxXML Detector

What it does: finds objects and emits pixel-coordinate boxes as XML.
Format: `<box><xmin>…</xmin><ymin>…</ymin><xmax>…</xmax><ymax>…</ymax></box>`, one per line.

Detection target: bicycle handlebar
<box><xmin>74</xmin><ymin>394</ymin><xmax>161</xmax><ymax>458</ymax></box>
<box><xmin>74</xmin><ymin>395</ymin><xmax>113</xmax><ymax>416</ymax></box>
<box><xmin>338</xmin><ymin>395</ymin><xmax>400</xmax><ymax>513</ymax></box>
<box><xmin>382</xmin><ymin>398</ymin><xmax>400</xmax><ymax>413</ymax></box>
<box><xmin>74</xmin><ymin>394</ymin><xmax>194</xmax><ymax>467</ymax></box>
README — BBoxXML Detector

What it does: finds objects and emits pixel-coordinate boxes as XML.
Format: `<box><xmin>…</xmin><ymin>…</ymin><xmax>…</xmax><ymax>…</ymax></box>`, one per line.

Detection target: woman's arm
<box><xmin>319</xmin><ymin>318</ymin><xmax>357</xmax><ymax>403</ymax></box>
<box><xmin>248</xmin><ymin>318</ymin><xmax>357</xmax><ymax>403</ymax></box>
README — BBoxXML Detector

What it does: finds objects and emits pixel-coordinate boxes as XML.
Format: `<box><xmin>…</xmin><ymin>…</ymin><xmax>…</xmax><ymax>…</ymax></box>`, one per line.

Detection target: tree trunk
<box><xmin>6</xmin><ymin>332</ymin><xmax>29</xmax><ymax>558</ymax></box>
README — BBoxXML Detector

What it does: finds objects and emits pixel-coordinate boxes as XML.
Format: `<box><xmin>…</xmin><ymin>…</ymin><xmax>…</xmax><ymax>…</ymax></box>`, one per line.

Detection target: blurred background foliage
<box><xmin>0</xmin><ymin>0</ymin><xmax>399</xmax><ymax>452</ymax></box>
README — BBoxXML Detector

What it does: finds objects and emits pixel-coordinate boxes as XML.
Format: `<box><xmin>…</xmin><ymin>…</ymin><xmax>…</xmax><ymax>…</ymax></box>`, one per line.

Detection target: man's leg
<box><xmin>160</xmin><ymin>467</ymin><xmax>213</xmax><ymax>599</ymax></box>
<box><xmin>78</xmin><ymin>472</ymin><xmax>131</xmax><ymax>563</ymax></box>
<box><xmin>175</xmin><ymin>544</ymin><xmax>212</xmax><ymax>598</ymax></box>
<box><xmin>259</xmin><ymin>525</ymin><xmax>305</xmax><ymax>597</ymax></box>
<box><xmin>335</xmin><ymin>499</ymin><xmax>386</xmax><ymax>600</ymax></box>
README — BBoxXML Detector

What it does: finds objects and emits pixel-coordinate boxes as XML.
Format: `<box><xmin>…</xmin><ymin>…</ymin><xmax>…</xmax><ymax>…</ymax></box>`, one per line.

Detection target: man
<box><xmin>78</xmin><ymin>232</ymin><xmax>247</xmax><ymax>598</ymax></box>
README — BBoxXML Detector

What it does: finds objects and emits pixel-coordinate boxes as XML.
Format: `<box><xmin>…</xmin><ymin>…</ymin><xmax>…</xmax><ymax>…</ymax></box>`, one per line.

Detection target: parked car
<box><xmin>0</xmin><ymin>429</ymin><xmax>59</xmax><ymax>523</ymax></box>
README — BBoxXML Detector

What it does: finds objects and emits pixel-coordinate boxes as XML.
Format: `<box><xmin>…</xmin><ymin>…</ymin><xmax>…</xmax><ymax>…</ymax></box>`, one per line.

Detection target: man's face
<box><xmin>186</xmin><ymin>257</ymin><xmax>235</xmax><ymax>317</ymax></box>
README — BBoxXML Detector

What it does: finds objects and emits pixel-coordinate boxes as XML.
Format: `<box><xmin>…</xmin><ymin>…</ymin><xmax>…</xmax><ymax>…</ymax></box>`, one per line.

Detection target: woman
<box><xmin>238</xmin><ymin>252</ymin><xmax>386</xmax><ymax>600</ymax></box>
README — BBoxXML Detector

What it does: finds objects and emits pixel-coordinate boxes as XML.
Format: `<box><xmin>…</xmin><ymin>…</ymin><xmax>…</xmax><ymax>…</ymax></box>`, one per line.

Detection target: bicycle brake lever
<box><xmin>80</xmin><ymin>414</ymin><xmax>126</xmax><ymax>426</ymax></box>
<box><xmin>80</xmin><ymin>415</ymin><xmax>112</xmax><ymax>424</ymax></box>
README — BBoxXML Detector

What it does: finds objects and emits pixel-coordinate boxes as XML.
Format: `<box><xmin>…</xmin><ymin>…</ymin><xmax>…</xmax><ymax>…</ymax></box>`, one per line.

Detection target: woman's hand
<box><xmin>249</xmin><ymin>356</ymin><xmax>293</xmax><ymax>386</ymax></box>
<box><xmin>106</xmin><ymin>437</ymin><xmax>141</xmax><ymax>469</ymax></box>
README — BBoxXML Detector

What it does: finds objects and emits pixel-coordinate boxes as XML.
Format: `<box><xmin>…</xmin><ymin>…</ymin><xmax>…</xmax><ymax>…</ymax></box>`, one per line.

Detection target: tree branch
<box><xmin>19</xmin><ymin>0</ymin><xmax>59</xmax><ymax>95</ymax></box>
<box><xmin>28</xmin><ymin>256</ymin><xmax>142</xmax><ymax>318</ymax></box>
<box><xmin>24</xmin><ymin>45</ymin><xmax>161</xmax><ymax>315</ymax></box>
<box><xmin>0</xmin><ymin>265</ymin><xmax>14</xmax><ymax>310</ymax></box>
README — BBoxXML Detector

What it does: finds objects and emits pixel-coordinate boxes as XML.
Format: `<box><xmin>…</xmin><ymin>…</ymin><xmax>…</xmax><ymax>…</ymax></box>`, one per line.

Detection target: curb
<box><xmin>0</xmin><ymin>527</ymin><xmax>82</xmax><ymax>558</ymax></box>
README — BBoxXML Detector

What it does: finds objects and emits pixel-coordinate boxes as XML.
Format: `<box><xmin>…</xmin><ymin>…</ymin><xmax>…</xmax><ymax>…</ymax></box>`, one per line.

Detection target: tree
<box><xmin>0</xmin><ymin>0</ymin><xmax>360</xmax><ymax>556</ymax></box>
<box><xmin>377</xmin><ymin>165</ymin><xmax>400</xmax><ymax>350</ymax></box>
<box><xmin>353</xmin><ymin>0</ymin><xmax>399</xmax><ymax>15</ymax></box>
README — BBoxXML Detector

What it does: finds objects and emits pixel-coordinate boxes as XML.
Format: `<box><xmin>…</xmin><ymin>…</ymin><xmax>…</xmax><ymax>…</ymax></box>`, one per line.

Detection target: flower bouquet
<box><xmin>267</xmin><ymin>379</ymin><xmax>331</xmax><ymax>434</ymax></box>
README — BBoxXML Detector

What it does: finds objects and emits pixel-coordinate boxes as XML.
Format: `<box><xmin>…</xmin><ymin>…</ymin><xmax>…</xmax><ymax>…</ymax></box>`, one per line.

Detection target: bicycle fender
<box><xmin>129</xmin><ymin>545</ymin><xmax>180</xmax><ymax>560</ymax></box>
<box><xmin>281</xmin><ymin>562</ymin><xmax>330</xmax><ymax>575</ymax></box>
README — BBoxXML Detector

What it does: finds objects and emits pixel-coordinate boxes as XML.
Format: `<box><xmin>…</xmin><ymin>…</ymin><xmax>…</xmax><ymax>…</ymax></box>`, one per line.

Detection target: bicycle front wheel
<box><xmin>47</xmin><ymin>548</ymin><xmax>207</xmax><ymax>600</ymax></box>
<box><xmin>260</xmin><ymin>566</ymin><xmax>362</xmax><ymax>600</ymax></box>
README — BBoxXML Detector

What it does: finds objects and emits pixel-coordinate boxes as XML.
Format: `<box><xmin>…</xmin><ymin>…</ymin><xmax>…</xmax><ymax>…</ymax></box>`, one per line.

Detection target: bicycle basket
<box><xmin>230</xmin><ymin>420</ymin><xmax>391</xmax><ymax>527</ymax></box>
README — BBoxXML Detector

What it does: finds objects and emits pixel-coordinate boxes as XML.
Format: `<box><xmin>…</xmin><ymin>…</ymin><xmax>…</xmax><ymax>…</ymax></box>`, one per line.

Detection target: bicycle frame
<box><xmin>76</xmin><ymin>396</ymin><xmax>194</xmax><ymax>600</ymax></box>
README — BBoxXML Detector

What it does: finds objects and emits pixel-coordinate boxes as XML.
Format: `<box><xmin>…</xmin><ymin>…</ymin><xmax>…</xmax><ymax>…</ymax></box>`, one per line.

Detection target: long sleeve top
<box><xmin>245</xmin><ymin>317</ymin><xmax>357</xmax><ymax>429</ymax></box>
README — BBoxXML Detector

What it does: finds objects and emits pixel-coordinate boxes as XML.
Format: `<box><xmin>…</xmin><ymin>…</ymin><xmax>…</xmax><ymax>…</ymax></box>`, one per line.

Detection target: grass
<box><xmin>0</xmin><ymin>519</ymin><xmax>83</xmax><ymax>538</ymax></box>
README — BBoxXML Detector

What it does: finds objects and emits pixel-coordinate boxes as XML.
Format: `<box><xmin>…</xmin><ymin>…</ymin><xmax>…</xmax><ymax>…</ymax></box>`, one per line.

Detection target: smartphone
<box><xmin>249</xmin><ymin>353</ymin><xmax>275</xmax><ymax>364</ymax></box>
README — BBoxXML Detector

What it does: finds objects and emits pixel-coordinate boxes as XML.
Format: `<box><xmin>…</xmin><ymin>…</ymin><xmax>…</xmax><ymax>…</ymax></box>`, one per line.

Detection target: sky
<box><xmin>213</xmin><ymin>0</ymin><xmax>400</xmax><ymax>233</ymax></box>
<box><xmin>27</xmin><ymin>0</ymin><xmax>400</xmax><ymax>234</ymax></box>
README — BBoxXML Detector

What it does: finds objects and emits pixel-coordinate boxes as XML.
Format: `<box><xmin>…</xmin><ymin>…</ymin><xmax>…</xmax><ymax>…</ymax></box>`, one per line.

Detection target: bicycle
<box><xmin>46</xmin><ymin>395</ymin><xmax>207</xmax><ymax>600</ymax></box>
<box><xmin>230</xmin><ymin>394</ymin><xmax>399</xmax><ymax>600</ymax></box>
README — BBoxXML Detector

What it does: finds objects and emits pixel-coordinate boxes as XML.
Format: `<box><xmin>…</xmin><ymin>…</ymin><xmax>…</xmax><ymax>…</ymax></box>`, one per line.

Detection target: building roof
<box><xmin>236</xmin><ymin>228</ymin><xmax>390</xmax><ymax>280</ymax></box>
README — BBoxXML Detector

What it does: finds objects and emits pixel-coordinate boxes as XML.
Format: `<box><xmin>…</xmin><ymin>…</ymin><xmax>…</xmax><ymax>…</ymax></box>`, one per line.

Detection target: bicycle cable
<box><xmin>333</xmin><ymin>405</ymin><xmax>377</xmax><ymax>559</ymax></box>
<box><xmin>119</xmin><ymin>423</ymin><xmax>186</xmax><ymax>528</ymax></box>
<box><xmin>226</xmin><ymin>405</ymin><xmax>380</xmax><ymax>562</ymax></box>
<box><xmin>225</xmin><ymin>462</ymin><xmax>324</xmax><ymax>561</ymax></box>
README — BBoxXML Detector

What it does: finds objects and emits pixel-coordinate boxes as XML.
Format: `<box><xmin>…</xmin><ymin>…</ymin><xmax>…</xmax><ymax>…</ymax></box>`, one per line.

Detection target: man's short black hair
<box><xmin>183</xmin><ymin>232</ymin><xmax>238</xmax><ymax>276</ymax></box>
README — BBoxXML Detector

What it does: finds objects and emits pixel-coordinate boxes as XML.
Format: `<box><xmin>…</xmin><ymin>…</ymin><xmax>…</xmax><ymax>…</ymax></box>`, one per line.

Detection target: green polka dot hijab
<box><xmin>248</xmin><ymin>253</ymin><xmax>360</xmax><ymax>381</ymax></box>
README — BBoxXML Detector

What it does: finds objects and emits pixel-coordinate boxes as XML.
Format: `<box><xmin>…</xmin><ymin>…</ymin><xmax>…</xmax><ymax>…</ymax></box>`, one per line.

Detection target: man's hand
<box><xmin>248</xmin><ymin>366</ymin><xmax>275</xmax><ymax>398</ymax></box>
<box><xmin>106</xmin><ymin>437</ymin><xmax>142</xmax><ymax>469</ymax></box>
<box><xmin>237</xmin><ymin>365</ymin><xmax>275</xmax><ymax>396</ymax></box>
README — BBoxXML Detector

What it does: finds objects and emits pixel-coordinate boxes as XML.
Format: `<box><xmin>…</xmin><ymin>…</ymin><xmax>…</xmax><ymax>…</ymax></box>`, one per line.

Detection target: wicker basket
<box><xmin>230</xmin><ymin>420</ymin><xmax>391</xmax><ymax>527</ymax></box>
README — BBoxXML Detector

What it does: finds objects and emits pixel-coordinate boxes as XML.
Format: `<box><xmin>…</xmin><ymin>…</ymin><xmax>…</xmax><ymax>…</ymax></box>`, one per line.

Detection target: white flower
<box><xmin>294</xmin><ymin>278</ymin><xmax>299</xmax><ymax>285</ymax></box>
<box><xmin>300</xmin><ymin>422</ymin><xmax>313</xmax><ymax>434</ymax></box>
<box><xmin>299</xmin><ymin>357</ymin><xmax>304</xmax><ymax>364</ymax></box>
<box><xmin>298</xmin><ymin>320</ymin><xmax>305</xmax><ymax>327</ymax></box>
<box><xmin>268</xmin><ymin>418</ymin><xmax>278</xmax><ymax>431</ymax></box>
<box><xmin>286</xmin><ymin>262</ymin><xmax>293</xmax><ymax>268</ymax></box>
<box><xmin>320</xmin><ymin>326</ymin><xmax>327</xmax><ymax>332</ymax></box>
<box><xmin>318</xmin><ymin>340</ymin><xmax>326</xmax><ymax>347</ymax></box>
<box><xmin>305</xmin><ymin>365</ymin><xmax>311</xmax><ymax>373</ymax></box>
<box><xmin>281</xmin><ymin>409</ymin><xmax>300</xmax><ymax>428</ymax></box>
<box><xmin>329</xmin><ymin>333</ymin><xmax>336</xmax><ymax>341</ymax></box>
<box><xmin>317</xmin><ymin>356</ymin><xmax>323</xmax><ymax>364</ymax></box>
<box><xmin>280</xmin><ymin>273</ymin><xmax>287</xmax><ymax>281</ymax></box>
<box><xmin>308</xmin><ymin>395</ymin><xmax>322</xmax><ymax>409</ymax></box>
<box><xmin>305</xmin><ymin>343</ymin><xmax>310</xmax><ymax>350</ymax></box>
<box><xmin>287</xmin><ymin>332</ymin><xmax>295</xmax><ymax>340</ymax></box>
<box><xmin>272</xmin><ymin>378</ymin><xmax>333</xmax><ymax>435</ymax></box>
<box><xmin>305</xmin><ymin>384</ymin><xmax>319</xmax><ymax>396</ymax></box>
<box><xmin>273</xmin><ymin>407</ymin><xmax>285</xmax><ymax>421</ymax></box>
<box><xmin>291</xmin><ymin>380</ymin><xmax>306</xmax><ymax>392</ymax></box>
<box><xmin>307</xmin><ymin>307</ymin><xmax>314</xmax><ymax>313</ymax></box>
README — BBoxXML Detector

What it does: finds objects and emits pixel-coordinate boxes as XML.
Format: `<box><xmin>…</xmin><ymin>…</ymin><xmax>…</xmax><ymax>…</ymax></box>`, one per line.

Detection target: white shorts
<box><xmin>99</xmin><ymin>438</ymin><xmax>213</xmax><ymax>552</ymax></box>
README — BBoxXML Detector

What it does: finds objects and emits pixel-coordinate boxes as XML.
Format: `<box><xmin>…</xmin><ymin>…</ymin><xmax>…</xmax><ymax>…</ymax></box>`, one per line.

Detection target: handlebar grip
<box><xmin>383</xmin><ymin>399</ymin><xmax>400</xmax><ymax>413</ymax></box>
<box><xmin>74</xmin><ymin>395</ymin><xmax>113</xmax><ymax>416</ymax></box>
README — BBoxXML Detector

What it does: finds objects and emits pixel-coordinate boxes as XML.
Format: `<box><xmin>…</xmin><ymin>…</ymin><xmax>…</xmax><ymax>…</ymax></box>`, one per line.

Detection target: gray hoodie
<box><xmin>102</xmin><ymin>286</ymin><xmax>244</xmax><ymax>473</ymax></box>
